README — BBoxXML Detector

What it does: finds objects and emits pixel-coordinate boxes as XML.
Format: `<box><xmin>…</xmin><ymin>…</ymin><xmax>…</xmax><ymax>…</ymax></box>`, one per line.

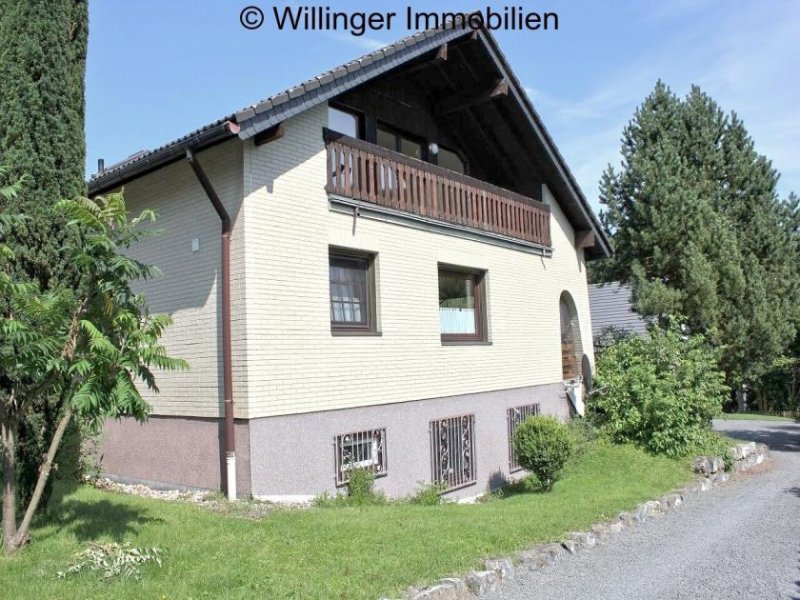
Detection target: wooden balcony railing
<box><xmin>324</xmin><ymin>132</ymin><xmax>551</xmax><ymax>247</ymax></box>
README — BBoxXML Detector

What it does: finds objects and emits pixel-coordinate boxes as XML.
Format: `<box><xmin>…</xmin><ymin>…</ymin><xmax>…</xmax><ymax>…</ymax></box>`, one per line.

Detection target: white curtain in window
<box><xmin>439</xmin><ymin>307</ymin><xmax>476</xmax><ymax>334</ymax></box>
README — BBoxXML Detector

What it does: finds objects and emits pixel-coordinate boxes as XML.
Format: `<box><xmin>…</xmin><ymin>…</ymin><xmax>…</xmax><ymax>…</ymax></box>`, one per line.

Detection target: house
<box><xmin>89</xmin><ymin>22</ymin><xmax>610</xmax><ymax>502</ymax></box>
<box><xmin>588</xmin><ymin>282</ymin><xmax>649</xmax><ymax>348</ymax></box>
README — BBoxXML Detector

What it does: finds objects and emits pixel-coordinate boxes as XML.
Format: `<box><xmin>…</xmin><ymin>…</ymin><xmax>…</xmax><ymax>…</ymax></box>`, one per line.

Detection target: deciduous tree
<box><xmin>1</xmin><ymin>185</ymin><xmax>186</xmax><ymax>555</ymax></box>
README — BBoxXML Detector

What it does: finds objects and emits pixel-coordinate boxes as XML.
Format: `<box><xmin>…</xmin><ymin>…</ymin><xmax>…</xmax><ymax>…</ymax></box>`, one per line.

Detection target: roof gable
<box><xmin>88</xmin><ymin>20</ymin><xmax>609</xmax><ymax>258</ymax></box>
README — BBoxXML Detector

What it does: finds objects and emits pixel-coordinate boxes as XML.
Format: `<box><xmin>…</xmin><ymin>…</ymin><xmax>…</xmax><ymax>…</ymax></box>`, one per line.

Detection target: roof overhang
<box><xmin>87</xmin><ymin>19</ymin><xmax>610</xmax><ymax>259</ymax></box>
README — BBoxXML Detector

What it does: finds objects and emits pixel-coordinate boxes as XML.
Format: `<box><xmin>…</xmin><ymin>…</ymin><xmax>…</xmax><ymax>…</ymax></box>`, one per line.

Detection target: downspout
<box><xmin>186</xmin><ymin>143</ymin><xmax>238</xmax><ymax>501</ymax></box>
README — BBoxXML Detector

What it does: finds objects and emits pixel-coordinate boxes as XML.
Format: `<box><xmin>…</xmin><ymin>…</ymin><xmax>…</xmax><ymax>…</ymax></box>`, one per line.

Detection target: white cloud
<box><xmin>324</xmin><ymin>31</ymin><xmax>388</xmax><ymax>52</ymax></box>
<box><xmin>525</xmin><ymin>0</ymin><xmax>800</xmax><ymax>210</ymax></box>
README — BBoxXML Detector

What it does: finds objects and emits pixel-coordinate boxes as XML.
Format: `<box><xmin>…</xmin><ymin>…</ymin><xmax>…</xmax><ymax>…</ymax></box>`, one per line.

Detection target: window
<box><xmin>329</xmin><ymin>249</ymin><xmax>377</xmax><ymax>334</ymax></box>
<box><xmin>377</xmin><ymin>124</ymin><xmax>423</xmax><ymax>160</ymax></box>
<box><xmin>507</xmin><ymin>403</ymin><xmax>541</xmax><ymax>471</ymax></box>
<box><xmin>328</xmin><ymin>105</ymin><xmax>362</xmax><ymax>138</ymax></box>
<box><xmin>437</xmin><ymin>147</ymin><xmax>465</xmax><ymax>174</ymax></box>
<box><xmin>335</xmin><ymin>428</ymin><xmax>387</xmax><ymax>486</ymax></box>
<box><xmin>438</xmin><ymin>267</ymin><xmax>487</xmax><ymax>342</ymax></box>
<box><xmin>430</xmin><ymin>414</ymin><xmax>476</xmax><ymax>490</ymax></box>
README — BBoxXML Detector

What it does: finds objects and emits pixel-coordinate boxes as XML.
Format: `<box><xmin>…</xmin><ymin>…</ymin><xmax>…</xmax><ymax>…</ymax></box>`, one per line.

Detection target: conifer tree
<box><xmin>598</xmin><ymin>82</ymin><xmax>800</xmax><ymax>397</ymax></box>
<box><xmin>0</xmin><ymin>0</ymin><xmax>89</xmax><ymax>509</ymax></box>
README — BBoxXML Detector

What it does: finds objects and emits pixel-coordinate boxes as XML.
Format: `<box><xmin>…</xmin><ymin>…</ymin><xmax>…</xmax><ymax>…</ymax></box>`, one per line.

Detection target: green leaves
<box><xmin>512</xmin><ymin>416</ymin><xmax>575</xmax><ymax>491</ymax></box>
<box><xmin>597</xmin><ymin>82</ymin><xmax>800</xmax><ymax>388</ymax></box>
<box><xmin>1</xmin><ymin>189</ymin><xmax>186</xmax><ymax>431</ymax></box>
<box><xmin>591</xmin><ymin>324</ymin><xmax>728</xmax><ymax>457</ymax></box>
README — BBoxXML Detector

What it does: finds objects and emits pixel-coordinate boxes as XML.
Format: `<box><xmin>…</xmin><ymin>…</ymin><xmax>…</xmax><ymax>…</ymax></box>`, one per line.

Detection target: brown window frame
<box><xmin>329</xmin><ymin>248</ymin><xmax>378</xmax><ymax>335</ymax></box>
<box><xmin>376</xmin><ymin>121</ymin><xmax>427</xmax><ymax>161</ymax></box>
<box><xmin>438</xmin><ymin>265</ymin><xmax>488</xmax><ymax>344</ymax></box>
<box><xmin>328</xmin><ymin>103</ymin><xmax>365</xmax><ymax>140</ymax></box>
<box><xmin>435</xmin><ymin>145</ymin><xmax>468</xmax><ymax>175</ymax></box>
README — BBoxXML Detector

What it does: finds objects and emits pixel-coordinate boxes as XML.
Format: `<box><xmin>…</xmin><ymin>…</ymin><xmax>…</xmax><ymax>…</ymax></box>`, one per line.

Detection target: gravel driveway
<box><xmin>489</xmin><ymin>419</ymin><xmax>800</xmax><ymax>600</ymax></box>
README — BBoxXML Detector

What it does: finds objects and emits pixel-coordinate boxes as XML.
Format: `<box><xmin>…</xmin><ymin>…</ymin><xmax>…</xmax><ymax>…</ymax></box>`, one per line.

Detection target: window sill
<box><xmin>440</xmin><ymin>480</ymin><xmax>477</xmax><ymax>494</ymax></box>
<box><xmin>331</xmin><ymin>330</ymin><xmax>383</xmax><ymax>337</ymax></box>
<box><xmin>440</xmin><ymin>340</ymin><xmax>493</xmax><ymax>346</ymax></box>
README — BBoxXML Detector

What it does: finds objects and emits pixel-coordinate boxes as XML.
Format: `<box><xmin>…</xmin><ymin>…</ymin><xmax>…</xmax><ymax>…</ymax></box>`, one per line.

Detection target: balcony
<box><xmin>324</xmin><ymin>133</ymin><xmax>551</xmax><ymax>248</ymax></box>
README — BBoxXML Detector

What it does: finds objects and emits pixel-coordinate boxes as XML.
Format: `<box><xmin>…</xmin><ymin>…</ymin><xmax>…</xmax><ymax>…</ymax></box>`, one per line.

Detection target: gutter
<box><xmin>185</xmin><ymin>137</ymin><xmax>238</xmax><ymax>501</ymax></box>
<box><xmin>88</xmin><ymin>120</ymin><xmax>239</xmax><ymax>196</ymax></box>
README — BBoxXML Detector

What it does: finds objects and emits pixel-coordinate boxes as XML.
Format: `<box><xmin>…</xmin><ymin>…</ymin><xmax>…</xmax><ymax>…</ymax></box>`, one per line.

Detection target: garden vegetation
<box><xmin>591</xmin><ymin>324</ymin><xmax>728</xmax><ymax>457</ymax></box>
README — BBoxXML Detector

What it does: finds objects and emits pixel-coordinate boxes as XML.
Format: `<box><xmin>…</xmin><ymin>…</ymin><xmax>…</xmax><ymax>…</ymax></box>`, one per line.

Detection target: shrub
<box><xmin>686</xmin><ymin>430</ymin><xmax>734</xmax><ymax>468</ymax></box>
<box><xmin>591</xmin><ymin>324</ymin><xmax>728</xmax><ymax>457</ymax></box>
<box><xmin>314</xmin><ymin>468</ymin><xmax>386</xmax><ymax>507</ymax></box>
<box><xmin>513</xmin><ymin>415</ymin><xmax>574</xmax><ymax>491</ymax></box>
<box><xmin>345</xmin><ymin>468</ymin><xmax>385</xmax><ymax>505</ymax></box>
<box><xmin>408</xmin><ymin>482</ymin><xmax>447</xmax><ymax>505</ymax></box>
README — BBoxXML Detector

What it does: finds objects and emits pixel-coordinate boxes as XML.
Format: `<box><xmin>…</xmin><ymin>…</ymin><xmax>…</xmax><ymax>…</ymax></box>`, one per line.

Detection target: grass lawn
<box><xmin>0</xmin><ymin>442</ymin><xmax>691</xmax><ymax>599</ymax></box>
<box><xmin>721</xmin><ymin>412</ymin><xmax>795</xmax><ymax>422</ymax></box>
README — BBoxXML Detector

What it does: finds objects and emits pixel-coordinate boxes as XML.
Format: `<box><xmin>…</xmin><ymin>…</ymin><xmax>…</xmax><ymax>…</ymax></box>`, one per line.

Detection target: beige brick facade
<box><xmin>240</xmin><ymin>104</ymin><xmax>594</xmax><ymax>419</ymax></box>
<box><xmin>123</xmin><ymin>140</ymin><xmax>247</xmax><ymax>417</ymax></box>
<box><xmin>122</xmin><ymin>104</ymin><xmax>594</xmax><ymax>421</ymax></box>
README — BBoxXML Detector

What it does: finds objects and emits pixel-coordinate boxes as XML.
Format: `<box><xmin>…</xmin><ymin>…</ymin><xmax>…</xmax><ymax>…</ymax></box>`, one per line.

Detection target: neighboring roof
<box><xmin>88</xmin><ymin>18</ymin><xmax>610</xmax><ymax>258</ymax></box>
<box><xmin>588</xmin><ymin>282</ymin><xmax>649</xmax><ymax>338</ymax></box>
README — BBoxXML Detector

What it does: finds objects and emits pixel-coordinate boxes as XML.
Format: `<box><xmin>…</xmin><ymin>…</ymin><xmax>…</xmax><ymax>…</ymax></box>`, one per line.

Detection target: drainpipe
<box><xmin>186</xmin><ymin>143</ymin><xmax>238</xmax><ymax>501</ymax></box>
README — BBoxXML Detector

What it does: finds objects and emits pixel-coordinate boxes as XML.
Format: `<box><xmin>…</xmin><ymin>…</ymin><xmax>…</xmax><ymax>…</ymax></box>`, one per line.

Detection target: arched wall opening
<box><xmin>559</xmin><ymin>291</ymin><xmax>583</xmax><ymax>381</ymax></box>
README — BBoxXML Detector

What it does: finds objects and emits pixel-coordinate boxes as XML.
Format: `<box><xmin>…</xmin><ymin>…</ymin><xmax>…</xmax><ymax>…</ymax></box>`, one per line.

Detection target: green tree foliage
<box><xmin>591</xmin><ymin>324</ymin><xmax>728</xmax><ymax>457</ymax></box>
<box><xmin>512</xmin><ymin>415</ymin><xmax>574</xmax><ymax>491</ymax></box>
<box><xmin>0</xmin><ymin>0</ymin><xmax>90</xmax><ymax>512</ymax></box>
<box><xmin>1</xmin><ymin>189</ymin><xmax>186</xmax><ymax>555</ymax></box>
<box><xmin>596</xmin><ymin>82</ymin><xmax>800</xmax><ymax>392</ymax></box>
<box><xmin>0</xmin><ymin>0</ymin><xmax>88</xmax><ymax>283</ymax></box>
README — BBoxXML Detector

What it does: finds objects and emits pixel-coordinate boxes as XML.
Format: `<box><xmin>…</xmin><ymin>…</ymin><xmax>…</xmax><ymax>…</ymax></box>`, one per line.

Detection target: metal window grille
<box><xmin>430</xmin><ymin>414</ymin><xmax>476</xmax><ymax>491</ymax></box>
<box><xmin>335</xmin><ymin>428</ymin><xmax>386</xmax><ymax>486</ymax></box>
<box><xmin>507</xmin><ymin>403</ymin><xmax>541</xmax><ymax>471</ymax></box>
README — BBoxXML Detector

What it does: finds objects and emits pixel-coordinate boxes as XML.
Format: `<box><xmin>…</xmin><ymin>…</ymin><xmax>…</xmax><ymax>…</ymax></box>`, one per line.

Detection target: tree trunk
<box><xmin>11</xmin><ymin>407</ymin><xmax>73</xmax><ymax>553</ymax></box>
<box><xmin>1</xmin><ymin>413</ymin><xmax>18</xmax><ymax>554</ymax></box>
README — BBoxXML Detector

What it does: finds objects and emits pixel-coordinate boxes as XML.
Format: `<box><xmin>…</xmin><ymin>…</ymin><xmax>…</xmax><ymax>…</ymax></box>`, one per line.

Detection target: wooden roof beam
<box><xmin>434</xmin><ymin>78</ymin><xmax>509</xmax><ymax>116</ymax></box>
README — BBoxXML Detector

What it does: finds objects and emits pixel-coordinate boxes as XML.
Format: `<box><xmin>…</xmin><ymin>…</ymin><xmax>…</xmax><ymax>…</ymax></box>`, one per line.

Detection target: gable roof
<box><xmin>88</xmin><ymin>20</ymin><xmax>610</xmax><ymax>258</ymax></box>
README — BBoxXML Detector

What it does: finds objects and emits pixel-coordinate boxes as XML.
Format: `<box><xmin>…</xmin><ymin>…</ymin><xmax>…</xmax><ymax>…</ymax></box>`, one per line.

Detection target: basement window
<box><xmin>507</xmin><ymin>403</ymin><xmax>541</xmax><ymax>471</ymax></box>
<box><xmin>335</xmin><ymin>428</ymin><xmax>387</xmax><ymax>486</ymax></box>
<box><xmin>430</xmin><ymin>414</ymin><xmax>476</xmax><ymax>491</ymax></box>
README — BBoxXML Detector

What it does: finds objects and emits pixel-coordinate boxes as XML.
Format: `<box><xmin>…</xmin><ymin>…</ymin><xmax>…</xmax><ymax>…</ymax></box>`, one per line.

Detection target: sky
<box><xmin>86</xmin><ymin>1</ymin><xmax>800</xmax><ymax>212</ymax></box>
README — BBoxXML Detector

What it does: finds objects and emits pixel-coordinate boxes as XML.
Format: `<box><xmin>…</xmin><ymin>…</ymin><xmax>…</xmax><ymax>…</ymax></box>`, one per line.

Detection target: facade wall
<box><xmin>101</xmin><ymin>416</ymin><xmax>252</xmax><ymax>496</ymax></box>
<box><xmin>241</xmin><ymin>105</ymin><xmax>594</xmax><ymax>419</ymax></box>
<box><xmin>249</xmin><ymin>383</ymin><xmax>569</xmax><ymax>500</ymax></box>
<box><xmin>104</xmin><ymin>103</ymin><xmax>596</xmax><ymax>497</ymax></box>
<box><xmin>120</xmin><ymin>140</ymin><xmax>248</xmax><ymax>418</ymax></box>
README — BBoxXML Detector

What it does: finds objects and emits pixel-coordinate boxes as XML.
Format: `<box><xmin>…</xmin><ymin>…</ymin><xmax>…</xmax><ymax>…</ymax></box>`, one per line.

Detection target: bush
<box><xmin>591</xmin><ymin>324</ymin><xmax>728</xmax><ymax>457</ymax></box>
<box><xmin>408</xmin><ymin>482</ymin><xmax>447</xmax><ymax>505</ymax></box>
<box><xmin>314</xmin><ymin>468</ymin><xmax>386</xmax><ymax>507</ymax></box>
<box><xmin>346</xmin><ymin>468</ymin><xmax>385</xmax><ymax>505</ymax></box>
<box><xmin>513</xmin><ymin>415</ymin><xmax>574</xmax><ymax>491</ymax></box>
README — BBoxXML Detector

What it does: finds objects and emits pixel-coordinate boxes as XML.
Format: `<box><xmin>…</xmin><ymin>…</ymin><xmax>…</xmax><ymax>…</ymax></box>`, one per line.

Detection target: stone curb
<box><xmin>395</xmin><ymin>442</ymin><xmax>770</xmax><ymax>600</ymax></box>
